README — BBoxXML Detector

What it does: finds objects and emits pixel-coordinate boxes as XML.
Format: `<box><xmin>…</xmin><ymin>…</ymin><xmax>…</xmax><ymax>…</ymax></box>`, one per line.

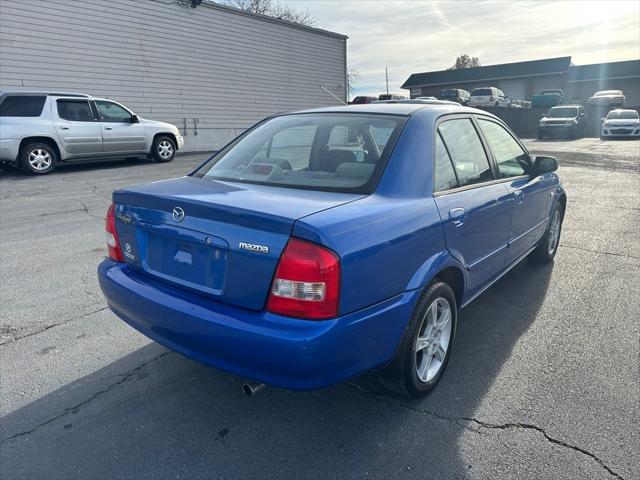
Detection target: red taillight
<box><xmin>266</xmin><ymin>238</ymin><xmax>340</xmax><ymax>320</ymax></box>
<box><xmin>105</xmin><ymin>203</ymin><xmax>123</xmax><ymax>262</ymax></box>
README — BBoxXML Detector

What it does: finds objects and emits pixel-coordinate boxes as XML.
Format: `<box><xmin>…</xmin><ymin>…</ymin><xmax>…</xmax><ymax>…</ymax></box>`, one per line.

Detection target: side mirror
<box><xmin>130</xmin><ymin>114</ymin><xmax>139</xmax><ymax>123</ymax></box>
<box><xmin>533</xmin><ymin>155</ymin><xmax>558</xmax><ymax>174</ymax></box>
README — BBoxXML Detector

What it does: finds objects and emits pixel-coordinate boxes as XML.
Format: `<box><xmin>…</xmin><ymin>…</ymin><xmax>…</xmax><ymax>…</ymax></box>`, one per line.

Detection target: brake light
<box><xmin>105</xmin><ymin>203</ymin><xmax>123</xmax><ymax>262</ymax></box>
<box><xmin>266</xmin><ymin>238</ymin><xmax>340</xmax><ymax>320</ymax></box>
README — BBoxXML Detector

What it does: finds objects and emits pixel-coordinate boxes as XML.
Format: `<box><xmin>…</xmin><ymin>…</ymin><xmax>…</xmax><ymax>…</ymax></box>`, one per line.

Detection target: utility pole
<box><xmin>385</xmin><ymin>67</ymin><xmax>389</xmax><ymax>94</ymax></box>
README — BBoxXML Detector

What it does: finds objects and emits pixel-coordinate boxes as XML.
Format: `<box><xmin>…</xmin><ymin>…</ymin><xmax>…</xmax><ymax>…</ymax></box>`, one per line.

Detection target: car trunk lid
<box><xmin>112</xmin><ymin>176</ymin><xmax>363</xmax><ymax>310</ymax></box>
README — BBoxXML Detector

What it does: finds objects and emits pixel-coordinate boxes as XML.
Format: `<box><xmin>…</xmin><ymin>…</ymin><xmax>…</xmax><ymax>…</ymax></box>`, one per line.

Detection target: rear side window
<box><xmin>433</xmin><ymin>134</ymin><xmax>458</xmax><ymax>192</ymax></box>
<box><xmin>195</xmin><ymin>113</ymin><xmax>405</xmax><ymax>194</ymax></box>
<box><xmin>57</xmin><ymin>99</ymin><xmax>95</xmax><ymax>122</ymax></box>
<box><xmin>438</xmin><ymin>119</ymin><xmax>493</xmax><ymax>187</ymax></box>
<box><xmin>0</xmin><ymin>95</ymin><xmax>46</xmax><ymax>117</ymax></box>
<box><xmin>477</xmin><ymin>119</ymin><xmax>529</xmax><ymax>178</ymax></box>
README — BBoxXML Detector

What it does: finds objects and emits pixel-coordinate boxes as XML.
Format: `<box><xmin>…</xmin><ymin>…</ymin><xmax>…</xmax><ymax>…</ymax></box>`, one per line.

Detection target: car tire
<box><xmin>19</xmin><ymin>142</ymin><xmax>58</xmax><ymax>174</ymax></box>
<box><xmin>530</xmin><ymin>202</ymin><xmax>564</xmax><ymax>263</ymax></box>
<box><xmin>151</xmin><ymin>135</ymin><xmax>176</xmax><ymax>163</ymax></box>
<box><xmin>378</xmin><ymin>281</ymin><xmax>457</xmax><ymax>398</ymax></box>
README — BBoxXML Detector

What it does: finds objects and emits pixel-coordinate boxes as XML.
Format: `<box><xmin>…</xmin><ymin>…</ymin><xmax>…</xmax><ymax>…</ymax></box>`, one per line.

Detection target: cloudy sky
<box><xmin>294</xmin><ymin>0</ymin><xmax>640</xmax><ymax>97</ymax></box>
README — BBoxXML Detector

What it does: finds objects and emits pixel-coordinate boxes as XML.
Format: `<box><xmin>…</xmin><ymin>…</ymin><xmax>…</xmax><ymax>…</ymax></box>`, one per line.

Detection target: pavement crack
<box><xmin>0</xmin><ymin>307</ymin><xmax>108</xmax><ymax>345</ymax></box>
<box><xmin>1</xmin><ymin>351</ymin><xmax>172</xmax><ymax>443</ymax></box>
<box><xmin>346</xmin><ymin>382</ymin><xmax>625</xmax><ymax>480</ymax></box>
<box><xmin>560</xmin><ymin>244</ymin><xmax>640</xmax><ymax>261</ymax></box>
<box><xmin>74</xmin><ymin>199</ymin><xmax>105</xmax><ymax>220</ymax></box>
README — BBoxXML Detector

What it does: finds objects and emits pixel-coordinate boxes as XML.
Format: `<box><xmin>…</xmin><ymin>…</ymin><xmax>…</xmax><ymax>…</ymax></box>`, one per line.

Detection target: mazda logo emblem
<box><xmin>172</xmin><ymin>207</ymin><xmax>185</xmax><ymax>222</ymax></box>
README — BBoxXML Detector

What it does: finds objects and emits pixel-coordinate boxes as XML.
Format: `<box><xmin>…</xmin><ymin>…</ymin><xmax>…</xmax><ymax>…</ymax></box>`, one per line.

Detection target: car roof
<box><xmin>288</xmin><ymin>102</ymin><xmax>493</xmax><ymax>119</ymax></box>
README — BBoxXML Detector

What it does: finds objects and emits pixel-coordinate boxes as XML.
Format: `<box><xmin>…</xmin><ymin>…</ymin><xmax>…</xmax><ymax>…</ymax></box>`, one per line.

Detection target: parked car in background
<box><xmin>600</xmin><ymin>109</ymin><xmax>640</xmax><ymax>139</ymax></box>
<box><xmin>588</xmin><ymin>90</ymin><xmax>626</xmax><ymax>108</ymax></box>
<box><xmin>538</xmin><ymin>105</ymin><xmax>587</xmax><ymax>139</ymax></box>
<box><xmin>378</xmin><ymin>93</ymin><xmax>408</xmax><ymax>101</ymax></box>
<box><xmin>438</xmin><ymin>88</ymin><xmax>470</xmax><ymax>105</ymax></box>
<box><xmin>99</xmin><ymin>103</ymin><xmax>566</xmax><ymax>398</ymax></box>
<box><xmin>0</xmin><ymin>91</ymin><xmax>183</xmax><ymax>174</ymax></box>
<box><xmin>350</xmin><ymin>95</ymin><xmax>377</xmax><ymax>105</ymax></box>
<box><xmin>468</xmin><ymin>87</ymin><xmax>510</xmax><ymax>107</ymax></box>
<box><xmin>531</xmin><ymin>89</ymin><xmax>565</xmax><ymax>108</ymax></box>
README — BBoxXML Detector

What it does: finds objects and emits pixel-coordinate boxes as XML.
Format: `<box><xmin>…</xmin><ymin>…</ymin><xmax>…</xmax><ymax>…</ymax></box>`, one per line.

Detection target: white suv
<box><xmin>0</xmin><ymin>91</ymin><xmax>183</xmax><ymax>174</ymax></box>
<box><xmin>468</xmin><ymin>87</ymin><xmax>510</xmax><ymax>107</ymax></box>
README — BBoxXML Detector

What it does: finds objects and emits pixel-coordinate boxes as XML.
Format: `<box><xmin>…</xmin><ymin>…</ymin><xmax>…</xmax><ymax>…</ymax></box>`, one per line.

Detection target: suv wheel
<box><xmin>152</xmin><ymin>135</ymin><xmax>176</xmax><ymax>162</ymax></box>
<box><xmin>378</xmin><ymin>281</ymin><xmax>457</xmax><ymax>397</ymax></box>
<box><xmin>20</xmin><ymin>142</ymin><xmax>58</xmax><ymax>174</ymax></box>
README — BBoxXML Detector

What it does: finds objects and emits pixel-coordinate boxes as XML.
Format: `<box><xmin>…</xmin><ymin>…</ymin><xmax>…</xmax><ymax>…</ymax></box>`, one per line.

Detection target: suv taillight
<box><xmin>266</xmin><ymin>238</ymin><xmax>340</xmax><ymax>320</ymax></box>
<box><xmin>105</xmin><ymin>203</ymin><xmax>123</xmax><ymax>262</ymax></box>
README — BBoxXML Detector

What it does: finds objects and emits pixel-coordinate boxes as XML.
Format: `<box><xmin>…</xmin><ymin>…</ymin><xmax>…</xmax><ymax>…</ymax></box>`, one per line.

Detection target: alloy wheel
<box><xmin>548</xmin><ymin>209</ymin><xmax>561</xmax><ymax>255</ymax></box>
<box><xmin>28</xmin><ymin>148</ymin><xmax>52</xmax><ymax>171</ymax></box>
<box><xmin>158</xmin><ymin>140</ymin><xmax>174</xmax><ymax>159</ymax></box>
<box><xmin>414</xmin><ymin>297</ymin><xmax>452</xmax><ymax>383</ymax></box>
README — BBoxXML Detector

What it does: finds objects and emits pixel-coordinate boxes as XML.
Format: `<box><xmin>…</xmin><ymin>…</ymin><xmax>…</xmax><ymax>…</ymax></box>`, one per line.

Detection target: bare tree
<box><xmin>347</xmin><ymin>68</ymin><xmax>360</xmax><ymax>96</ymax></box>
<box><xmin>448</xmin><ymin>54</ymin><xmax>481</xmax><ymax>70</ymax></box>
<box><xmin>221</xmin><ymin>0</ymin><xmax>316</xmax><ymax>26</ymax></box>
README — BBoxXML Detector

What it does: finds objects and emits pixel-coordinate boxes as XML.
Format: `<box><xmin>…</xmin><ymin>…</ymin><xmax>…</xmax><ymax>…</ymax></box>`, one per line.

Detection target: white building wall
<box><xmin>0</xmin><ymin>0</ymin><xmax>347</xmax><ymax>151</ymax></box>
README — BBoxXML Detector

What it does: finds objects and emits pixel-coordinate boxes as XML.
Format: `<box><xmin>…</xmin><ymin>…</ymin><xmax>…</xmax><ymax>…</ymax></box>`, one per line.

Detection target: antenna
<box><xmin>320</xmin><ymin>85</ymin><xmax>347</xmax><ymax>105</ymax></box>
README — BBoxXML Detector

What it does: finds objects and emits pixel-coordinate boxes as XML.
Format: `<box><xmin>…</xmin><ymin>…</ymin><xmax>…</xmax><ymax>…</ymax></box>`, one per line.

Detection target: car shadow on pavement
<box><xmin>1</xmin><ymin>260</ymin><xmax>553</xmax><ymax>479</ymax></box>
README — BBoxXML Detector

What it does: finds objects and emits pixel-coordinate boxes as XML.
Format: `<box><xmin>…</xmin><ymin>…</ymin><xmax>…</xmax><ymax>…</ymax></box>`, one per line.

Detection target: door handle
<box><xmin>449</xmin><ymin>207</ymin><xmax>466</xmax><ymax>226</ymax></box>
<box><xmin>104</xmin><ymin>127</ymin><xmax>112</xmax><ymax>130</ymax></box>
<box><xmin>513</xmin><ymin>190</ymin><xmax>524</xmax><ymax>204</ymax></box>
<box><xmin>60</xmin><ymin>126</ymin><xmax>70</xmax><ymax>130</ymax></box>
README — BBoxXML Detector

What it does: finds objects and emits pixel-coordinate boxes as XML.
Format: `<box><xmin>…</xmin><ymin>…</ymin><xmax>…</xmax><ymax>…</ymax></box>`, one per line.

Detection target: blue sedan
<box><xmin>98</xmin><ymin>103</ymin><xmax>566</xmax><ymax>397</ymax></box>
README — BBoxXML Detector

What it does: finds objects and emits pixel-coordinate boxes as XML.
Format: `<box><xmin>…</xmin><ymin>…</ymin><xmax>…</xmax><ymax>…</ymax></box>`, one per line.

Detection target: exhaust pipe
<box><xmin>242</xmin><ymin>381</ymin><xmax>266</xmax><ymax>397</ymax></box>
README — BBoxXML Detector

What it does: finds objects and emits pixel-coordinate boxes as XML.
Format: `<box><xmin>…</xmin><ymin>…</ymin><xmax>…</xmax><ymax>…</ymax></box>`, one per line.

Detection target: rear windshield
<box><xmin>0</xmin><ymin>95</ymin><xmax>46</xmax><ymax>117</ymax></box>
<box><xmin>194</xmin><ymin>113</ymin><xmax>406</xmax><ymax>194</ymax></box>
<box><xmin>548</xmin><ymin>107</ymin><xmax>577</xmax><ymax>118</ymax></box>
<box><xmin>471</xmin><ymin>88</ymin><xmax>492</xmax><ymax>96</ymax></box>
<box><xmin>606</xmin><ymin>110</ymin><xmax>638</xmax><ymax>120</ymax></box>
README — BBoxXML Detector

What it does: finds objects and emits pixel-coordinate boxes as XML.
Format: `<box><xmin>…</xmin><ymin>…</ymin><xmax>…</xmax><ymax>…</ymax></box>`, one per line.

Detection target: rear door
<box><xmin>54</xmin><ymin>98</ymin><xmax>103</xmax><ymax>156</ymax></box>
<box><xmin>476</xmin><ymin>117</ymin><xmax>551</xmax><ymax>262</ymax></box>
<box><xmin>432</xmin><ymin>117</ymin><xmax>512</xmax><ymax>296</ymax></box>
<box><xmin>94</xmin><ymin>100</ymin><xmax>147</xmax><ymax>154</ymax></box>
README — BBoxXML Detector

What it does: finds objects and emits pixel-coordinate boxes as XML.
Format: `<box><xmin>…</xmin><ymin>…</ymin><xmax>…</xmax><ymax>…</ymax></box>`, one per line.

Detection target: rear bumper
<box><xmin>98</xmin><ymin>259</ymin><xmax>418</xmax><ymax>390</ymax></box>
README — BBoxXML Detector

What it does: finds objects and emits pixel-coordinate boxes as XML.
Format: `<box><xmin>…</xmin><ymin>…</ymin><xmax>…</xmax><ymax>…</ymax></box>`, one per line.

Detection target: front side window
<box><xmin>478</xmin><ymin>119</ymin><xmax>529</xmax><ymax>178</ymax></box>
<box><xmin>57</xmin><ymin>99</ymin><xmax>95</xmax><ymax>122</ymax></box>
<box><xmin>195</xmin><ymin>114</ymin><xmax>405</xmax><ymax>193</ymax></box>
<box><xmin>95</xmin><ymin>100</ymin><xmax>132</xmax><ymax>122</ymax></box>
<box><xmin>0</xmin><ymin>95</ymin><xmax>46</xmax><ymax>117</ymax></box>
<box><xmin>433</xmin><ymin>134</ymin><xmax>458</xmax><ymax>192</ymax></box>
<box><xmin>438</xmin><ymin>119</ymin><xmax>493</xmax><ymax>187</ymax></box>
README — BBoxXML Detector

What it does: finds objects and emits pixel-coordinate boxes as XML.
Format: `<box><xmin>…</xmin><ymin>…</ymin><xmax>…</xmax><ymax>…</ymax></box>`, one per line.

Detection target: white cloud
<box><xmin>292</xmin><ymin>0</ymin><xmax>640</xmax><ymax>96</ymax></box>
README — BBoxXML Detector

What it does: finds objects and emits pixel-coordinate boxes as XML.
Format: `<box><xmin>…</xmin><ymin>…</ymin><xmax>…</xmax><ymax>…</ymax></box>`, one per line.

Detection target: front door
<box><xmin>476</xmin><ymin>117</ymin><xmax>551</xmax><ymax>262</ymax></box>
<box><xmin>94</xmin><ymin>100</ymin><xmax>147</xmax><ymax>154</ymax></box>
<box><xmin>54</xmin><ymin>98</ymin><xmax>103</xmax><ymax>156</ymax></box>
<box><xmin>433</xmin><ymin>118</ymin><xmax>512</xmax><ymax>297</ymax></box>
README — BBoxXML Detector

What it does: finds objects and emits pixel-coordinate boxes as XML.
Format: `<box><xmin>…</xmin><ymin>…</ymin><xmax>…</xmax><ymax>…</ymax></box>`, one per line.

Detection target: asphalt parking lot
<box><xmin>1</xmin><ymin>138</ymin><xmax>639</xmax><ymax>479</ymax></box>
